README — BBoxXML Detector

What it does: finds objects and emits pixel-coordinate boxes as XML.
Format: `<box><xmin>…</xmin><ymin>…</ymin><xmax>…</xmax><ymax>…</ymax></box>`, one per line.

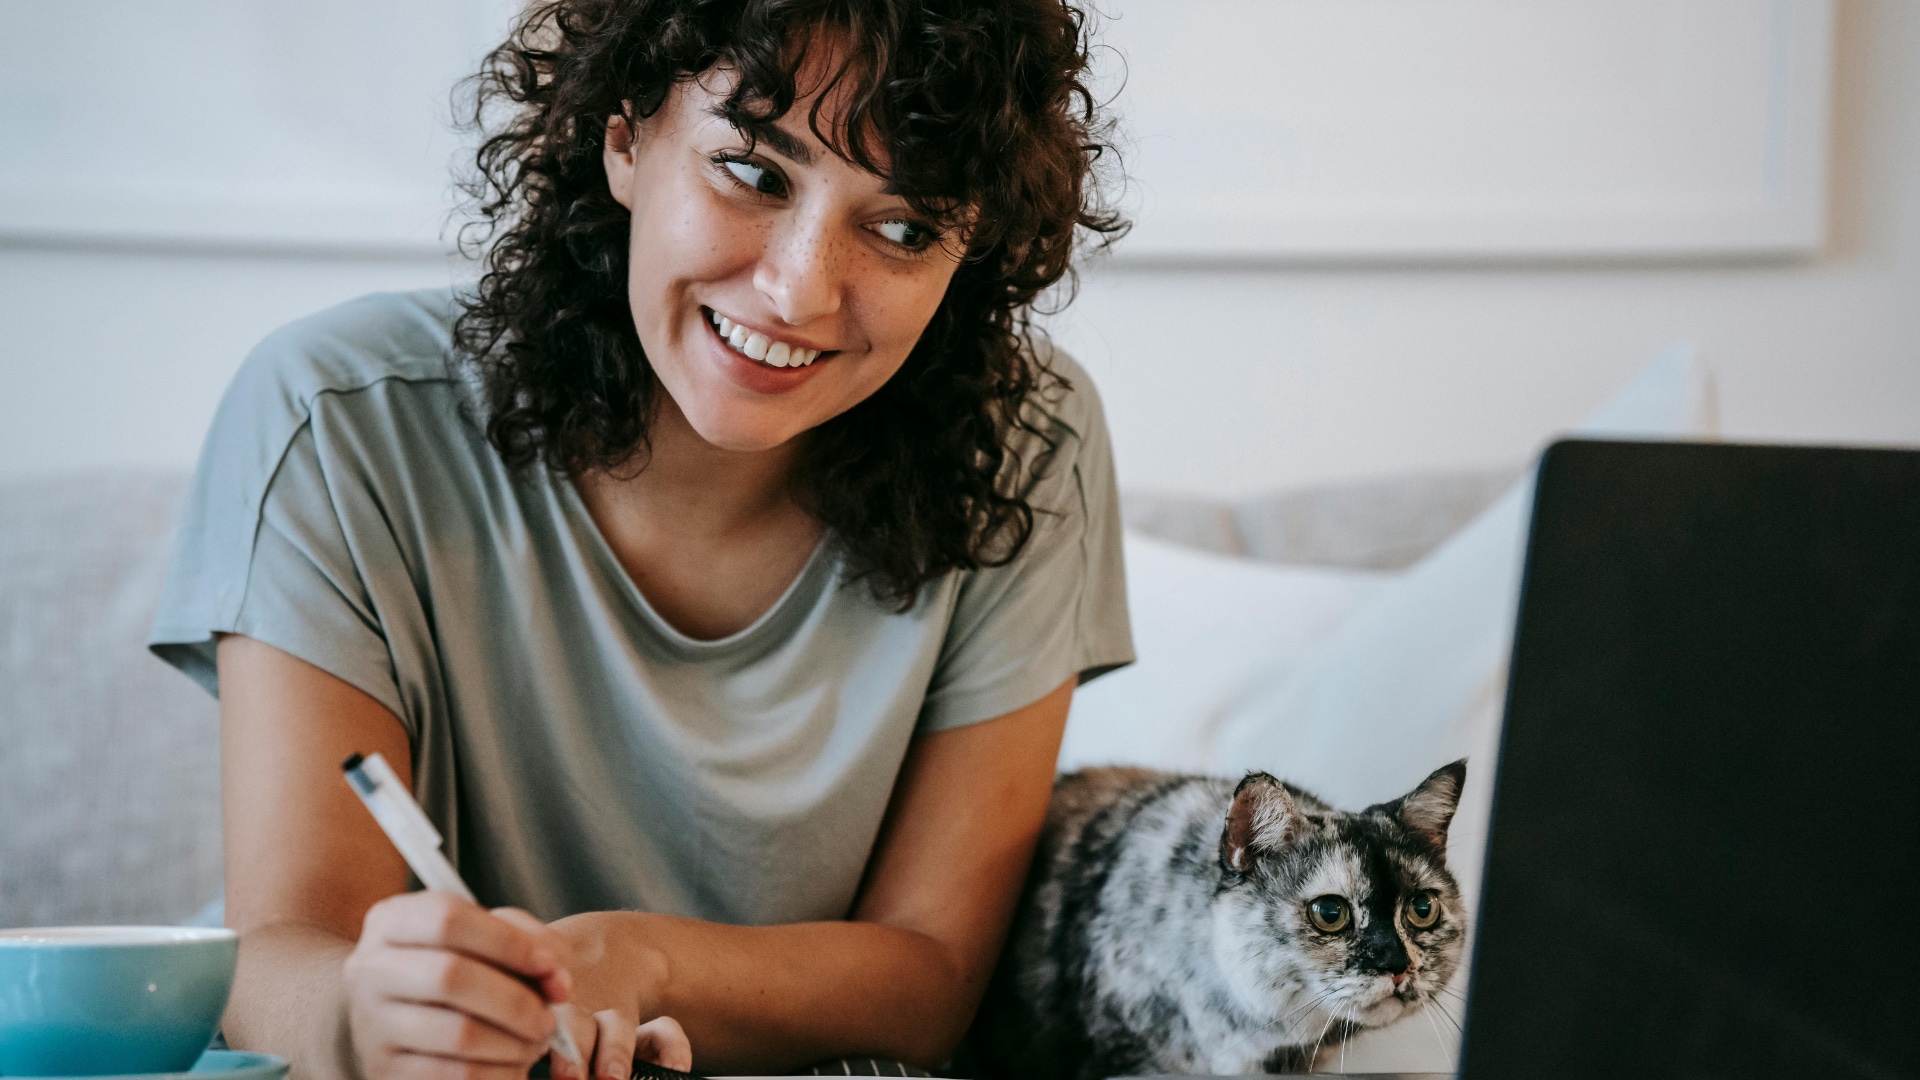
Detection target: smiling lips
<box><xmin>709</xmin><ymin>309</ymin><xmax>825</xmax><ymax>368</ymax></box>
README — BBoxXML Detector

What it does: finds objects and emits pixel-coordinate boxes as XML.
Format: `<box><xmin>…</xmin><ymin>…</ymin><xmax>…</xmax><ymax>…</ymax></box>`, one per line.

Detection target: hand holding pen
<box><xmin>342</xmin><ymin>753</ymin><xmax>588</xmax><ymax>1077</ymax></box>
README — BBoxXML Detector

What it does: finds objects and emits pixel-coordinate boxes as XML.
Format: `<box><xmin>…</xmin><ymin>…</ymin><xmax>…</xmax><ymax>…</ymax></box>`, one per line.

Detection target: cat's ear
<box><xmin>1221</xmin><ymin>772</ymin><xmax>1307</xmax><ymax>874</ymax></box>
<box><xmin>1397</xmin><ymin>759</ymin><xmax>1467</xmax><ymax>850</ymax></box>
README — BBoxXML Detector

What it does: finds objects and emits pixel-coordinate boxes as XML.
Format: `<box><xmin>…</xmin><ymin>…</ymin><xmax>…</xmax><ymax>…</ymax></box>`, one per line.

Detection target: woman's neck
<box><xmin>589</xmin><ymin>393</ymin><xmax>804</xmax><ymax>536</ymax></box>
<box><xmin>571</xmin><ymin>393</ymin><xmax>825</xmax><ymax>640</ymax></box>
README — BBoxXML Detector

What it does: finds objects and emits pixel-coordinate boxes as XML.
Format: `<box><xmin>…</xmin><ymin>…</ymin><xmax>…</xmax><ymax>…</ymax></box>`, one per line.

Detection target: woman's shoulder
<box><xmin>149</xmin><ymin>287</ymin><xmax>479</xmax><ymax>688</ymax></box>
<box><xmin>235</xmin><ymin>287</ymin><xmax>467</xmax><ymax>409</ymax></box>
<box><xmin>1003</xmin><ymin>335</ymin><xmax>1117</xmax><ymax>503</ymax></box>
<box><xmin>208</xmin><ymin>287</ymin><xmax>478</xmax><ymax>471</ymax></box>
<box><xmin>1020</xmin><ymin>334</ymin><xmax>1109</xmax><ymax>448</ymax></box>
<box><xmin>180</xmin><ymin>288</ymin><xmax>494</xmax><ymax>556</ymax></box>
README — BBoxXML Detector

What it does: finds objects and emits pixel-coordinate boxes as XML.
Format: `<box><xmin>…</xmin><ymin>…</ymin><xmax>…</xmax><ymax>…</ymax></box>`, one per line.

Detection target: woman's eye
<box><xmin>1405</xmin><ymin>891</ymin><xmax>1440</xmax><ymax>929</ymax></box>
<box><xmin>1307</xmin><ymin>895</ymin><xmax>1351</xmax><ymax>933</ymax></box>
<box><xmin>720</xmin><ymin>158</ymin><xmax>785</xmax><ymax>196</ymax></box>
<box><xmin>873</xmin><ymin>219</ymin><xmax>936</xmax><ymax>251</ymax></box>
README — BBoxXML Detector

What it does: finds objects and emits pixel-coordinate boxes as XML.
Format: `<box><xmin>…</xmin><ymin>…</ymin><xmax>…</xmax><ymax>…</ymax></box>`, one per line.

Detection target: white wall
<box><xmin>1049</xmin><ymin>0</ymin><xmax>1920</xmax><ymax>497</ymax></box>
<box><xmin>0</xmin><ymin>252</ymin><xmax>460</xmax><ymax>476</ymax></box>
<box><xmin>3</xmin><ymin>0</ymin><xmax>1916</xmax><ymax>497</ymax></box>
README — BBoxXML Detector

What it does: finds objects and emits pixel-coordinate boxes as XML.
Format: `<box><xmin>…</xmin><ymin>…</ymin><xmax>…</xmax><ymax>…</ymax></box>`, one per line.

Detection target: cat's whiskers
<box><xmin>1306</xmin><ymin>1012</ymin><xmax>1338</xmax><ymax>1073</ymax></box>
<box><xmin>1213</xmin><ymin>986</ymin><xmax>1335</xmax><ymax>1072</ymax></box>
<box><xmin>1430</xmin><ymin>998</ymin><xmax>1465</xmax><ymax>1041</ymax></box>
<box><xmin>1434</xmin><ymin>986</ymin><xmax>1470</xmax><ymax>1034</ymax></box>
<box><xmin>1419</xmin><ymin>998</ymin><xmax>1456</xmax><ymax>1069</ymax></box>
<box><xmin>1279</xmin><ymin>985</ymin><xmax>1335</xmax><ymax>1029</ymax></box>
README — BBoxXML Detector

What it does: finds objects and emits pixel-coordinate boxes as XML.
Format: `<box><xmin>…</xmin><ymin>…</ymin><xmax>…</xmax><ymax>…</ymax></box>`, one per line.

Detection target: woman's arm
<box><xmin>555</xmin><ymin>677</ymin><xmax>1076</xmax><ymax>1073</ymax></box>
<box><xmin>219</xmin><ymin>636</ymin><xmax>581</xmax><ymax>1080</ymax></box>
<box><xmin>223</xmin><ymin>630</ymin><xmax>1072</xmax><ymax>1076</ymax></box>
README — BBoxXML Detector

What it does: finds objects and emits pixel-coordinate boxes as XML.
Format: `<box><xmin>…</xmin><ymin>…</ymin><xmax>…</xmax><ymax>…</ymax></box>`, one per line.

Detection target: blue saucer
<box><xmin>1</xmin><ymin>1050</ymin><xmax>289</xmax><ymax>1080</ymax></box>
<box><xmin>187</xmin><ymin>1051</ymin><xmax>288</xmax><ymax>1080</ymax></box>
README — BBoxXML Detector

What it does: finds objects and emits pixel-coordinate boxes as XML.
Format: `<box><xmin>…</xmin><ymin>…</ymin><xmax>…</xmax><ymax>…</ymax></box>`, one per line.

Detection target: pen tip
<box><xmin>342</xmin><ymin>753</ymin><xmax>365</xmax><ymax>772</ymax></box>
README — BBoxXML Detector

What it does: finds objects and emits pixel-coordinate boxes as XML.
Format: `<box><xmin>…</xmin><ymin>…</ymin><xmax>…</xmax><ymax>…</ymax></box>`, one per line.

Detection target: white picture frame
<box><xmin>1096</xmin><ymin>0</ymin><xmax>1835</xmax><ymax>262</ymax></box>
<box><xmin>0</xmin><ymin>0</ymin><xmax>1833</xmax><ymax>262</ymax></box>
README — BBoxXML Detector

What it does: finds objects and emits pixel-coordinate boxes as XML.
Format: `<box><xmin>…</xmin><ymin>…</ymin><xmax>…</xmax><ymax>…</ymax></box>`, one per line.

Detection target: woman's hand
<box><xmin>546</xmin><ymin>912</ymin><xmax>692</xmax><ymax>1078</ymax></box>
<box><xmin>341</xmin><ymin>891</ymin><xmax>572</xmax><ymax>1080</ymax></box>
<box><xmin>550</xmin><ymin>1010</ymin><xmax>693</xmax><ymax>1080</ymax></box>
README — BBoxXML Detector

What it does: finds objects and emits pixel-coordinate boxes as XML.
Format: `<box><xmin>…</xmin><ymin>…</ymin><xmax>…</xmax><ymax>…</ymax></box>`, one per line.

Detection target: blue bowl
<box><xmin>0</xmin><ymin>927</ymin><xmax>239</xmax><ymax>1077</ymax></box>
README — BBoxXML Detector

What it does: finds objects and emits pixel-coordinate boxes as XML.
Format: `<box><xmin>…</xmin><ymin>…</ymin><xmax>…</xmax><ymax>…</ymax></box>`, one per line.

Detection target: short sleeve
<box><xmin>916</xmin><ymin>353</ymin><xmax>1135</xmax><ymax>733</ymax></box>
<box><xmin>147</xmin><ymin>291</ymin><xmax>458</xmax><ymax>731</ymax></box>
<box><xmin>150</xmin><ymin>420</ymin><xmax>410</xmax><ymax>731</ymax></box>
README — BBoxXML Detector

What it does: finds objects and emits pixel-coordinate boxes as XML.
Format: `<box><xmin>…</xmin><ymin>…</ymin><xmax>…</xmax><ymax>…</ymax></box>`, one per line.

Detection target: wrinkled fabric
<box><xmin>149</xmin><ymin>288</ymin><xmax>1132</xmax><ymax>926</ymax></box>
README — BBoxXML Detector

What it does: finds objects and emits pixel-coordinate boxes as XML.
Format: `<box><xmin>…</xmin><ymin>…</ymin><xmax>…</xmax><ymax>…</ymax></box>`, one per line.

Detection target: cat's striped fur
<box><xmin>971</xmin><ymin>762</ymin><xmax>1467</xmax><ymax>1079</ymax></box>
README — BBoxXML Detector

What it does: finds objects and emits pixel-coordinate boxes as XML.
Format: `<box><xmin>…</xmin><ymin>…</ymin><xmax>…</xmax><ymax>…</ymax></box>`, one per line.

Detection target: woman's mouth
<box><xmin>705</xmin><ymin>308</ymin><xmax>827</xmax><ymax>369</ymax></box>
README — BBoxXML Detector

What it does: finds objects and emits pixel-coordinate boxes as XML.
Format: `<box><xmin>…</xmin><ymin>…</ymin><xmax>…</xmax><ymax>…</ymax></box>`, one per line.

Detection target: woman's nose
<box><xmin>753</xmin><ymin>211</ymin><xmax>844</xmax><ymax>327</ymax></box>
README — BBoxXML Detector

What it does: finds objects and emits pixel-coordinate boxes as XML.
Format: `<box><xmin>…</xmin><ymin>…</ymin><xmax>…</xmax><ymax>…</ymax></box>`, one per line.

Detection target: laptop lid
<box><xmin>1458</xmin><ymin>440</ymin><xmax>1920</xmax><ymax>1080</ymax></box>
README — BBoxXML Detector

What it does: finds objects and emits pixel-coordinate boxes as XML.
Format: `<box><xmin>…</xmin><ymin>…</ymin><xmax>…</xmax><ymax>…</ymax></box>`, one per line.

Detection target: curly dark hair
<box><xmin>454</xmin><ymin>0</ymin><xmax>1124</xmax><ymax>606</ymax></box>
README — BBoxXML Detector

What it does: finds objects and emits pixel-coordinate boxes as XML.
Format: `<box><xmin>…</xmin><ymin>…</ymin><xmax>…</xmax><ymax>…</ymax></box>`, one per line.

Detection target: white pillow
<box><xmin>1206</xmin><ymin>344</ymin><xmax>1717</xmax><ymax>1072</ymax></box>
<box><xmin>1210</xmin><ymin>344</ymin><xmax>1718</xmax><ymax>886</ymax></box>
<box><xmin>1060</xmin><ymin>532</ymin><xmax>1389</xmax><ymax>774</ymax></box>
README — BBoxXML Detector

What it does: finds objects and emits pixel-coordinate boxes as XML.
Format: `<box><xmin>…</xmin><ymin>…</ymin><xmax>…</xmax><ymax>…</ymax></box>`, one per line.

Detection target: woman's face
<box><xmin>604</xmin><ymin>65</ymin><xmax>965</xmax><ymax>454</ymax></box>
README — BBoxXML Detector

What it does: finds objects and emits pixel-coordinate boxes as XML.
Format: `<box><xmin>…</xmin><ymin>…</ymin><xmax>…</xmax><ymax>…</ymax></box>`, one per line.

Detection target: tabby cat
<box><xmin>971</xmin><ymin>761</ymin><xmax>1468</xmax><ymax>1079</ymax></box>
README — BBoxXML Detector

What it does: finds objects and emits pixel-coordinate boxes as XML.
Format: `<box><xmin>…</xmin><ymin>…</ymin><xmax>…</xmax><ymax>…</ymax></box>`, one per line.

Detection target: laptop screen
<box><xmin>1460</xmin><ymin>440</ymin><xmax>1920</xmax><ymax>1080</ymax></box>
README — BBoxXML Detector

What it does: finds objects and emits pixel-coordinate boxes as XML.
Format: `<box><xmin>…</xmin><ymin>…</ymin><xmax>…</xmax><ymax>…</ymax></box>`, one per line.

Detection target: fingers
<box><xmin>378</xmin><ymin>1002</ymin><xmax>546</xmax><ymax>1066</ymax></box>
<box><xmin>489</xmin><ymin>906</ymin><xmax>574</xmax><ymax>1003</ymax></box>
<box><xmin>366</xmin><ymin>893</ymin><xmax>569</xmax><ymax>993</ymax></box>
<box><xmin>634</xmin><ymin>1016</ymin><xmax>692</xmax><ymax>1074</ymax></box>
<box><xmin>588</xmin><ymin>1010</ymin><xmax>639</xmax><ymax>1080</ymax></box>
<box><xmin>547</xmin><ymin>1007</ymin><xmax>684</xmax><ymax>1080</ymax></box>
<box><xmin>347</xmin><ymin>893</ymin><xmax>590</xmax><ymax>1080</ymax></box>
<box><xmin>346</xmin><ymin>991</ymin><xmax>551</xmax><ymax>1080</ymax></box>
<box><xmin>353</xmin><ymin>943</ymin><xmax>557</xmax><ymax>1043</ymax></box>
<box><xmin>547</xmin><ymin>1004</ymin><xmax>599</xmax><ymax>1080</ymax></box>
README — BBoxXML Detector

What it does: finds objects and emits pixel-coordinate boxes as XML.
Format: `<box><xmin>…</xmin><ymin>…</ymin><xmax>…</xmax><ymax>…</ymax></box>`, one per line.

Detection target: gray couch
<box><xmin>2</xmin><ymin>473</ymin><xmax>218</xmax><ymax>927</ymax></box>
<box><xmin>0</xmin><ymin>467</ymin><xmax>1511</xmax><ymax>929</ymax></box>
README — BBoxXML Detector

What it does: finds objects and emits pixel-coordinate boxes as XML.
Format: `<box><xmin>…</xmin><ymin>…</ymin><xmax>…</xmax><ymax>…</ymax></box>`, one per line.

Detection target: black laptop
<box><xmin>1449</xmin><ymin>438</ymin><xmax>1920</xmax><ymax>1079</ymax></box>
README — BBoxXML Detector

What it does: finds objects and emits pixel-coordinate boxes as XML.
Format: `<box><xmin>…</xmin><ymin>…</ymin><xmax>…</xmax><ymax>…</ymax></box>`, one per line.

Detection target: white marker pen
<box><xmin>343</xmin><ymin>752</ymin><xmax>586</xmax><ymax>1072</ymax></box>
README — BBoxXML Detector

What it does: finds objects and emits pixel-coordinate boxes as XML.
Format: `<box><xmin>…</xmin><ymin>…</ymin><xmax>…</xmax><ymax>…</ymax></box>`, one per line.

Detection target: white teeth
<box><xmin>710</xmin><ymin>310</ymin><xmax>824</xmax><ymax>368</ymax></box>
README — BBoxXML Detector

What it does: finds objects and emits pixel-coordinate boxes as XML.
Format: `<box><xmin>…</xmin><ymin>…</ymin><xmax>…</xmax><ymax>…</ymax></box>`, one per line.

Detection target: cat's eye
<box><xmin>1405</xmin><ymin>891</ymin><xmax>1441</xmax><ymax>929</ymax></box>
<box><xmin>1306</xmin><ymin>895</ymin><xmax>1351</xmax><ymax>933</ymax></box>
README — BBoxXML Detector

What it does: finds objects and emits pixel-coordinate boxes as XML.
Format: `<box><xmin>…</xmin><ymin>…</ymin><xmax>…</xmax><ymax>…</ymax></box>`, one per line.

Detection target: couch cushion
<box><xmin>1123</xmin><ymin>467</ymin><xmax>1521</xmax><ymax>569</ymax></box>
<box><xmin>0</xmin><ymin>471</ymin><xmax>220</xmax><ymax>928</ymax></box>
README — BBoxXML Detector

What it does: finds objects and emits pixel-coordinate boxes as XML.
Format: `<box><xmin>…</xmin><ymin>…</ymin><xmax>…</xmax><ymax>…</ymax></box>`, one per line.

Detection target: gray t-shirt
<box><xmin>149</xmin><ymin>288</ymin><xmax>1132</xmax><ymax>926</ymax></box>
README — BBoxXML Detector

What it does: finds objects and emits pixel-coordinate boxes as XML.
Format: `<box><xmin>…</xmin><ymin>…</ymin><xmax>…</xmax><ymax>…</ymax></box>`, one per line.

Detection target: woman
<box><xmin>150</xmin><ymin>1</ymin><xmax>1128</xmax><ymax>1077</ymax></box>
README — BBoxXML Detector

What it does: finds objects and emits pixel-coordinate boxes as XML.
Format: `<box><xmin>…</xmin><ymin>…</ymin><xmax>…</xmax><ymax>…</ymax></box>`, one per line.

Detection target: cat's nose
<box><xmin>1390</xmin><ymin>972</ymin><xmax>1407</xmax><ymax>987</ymax></box>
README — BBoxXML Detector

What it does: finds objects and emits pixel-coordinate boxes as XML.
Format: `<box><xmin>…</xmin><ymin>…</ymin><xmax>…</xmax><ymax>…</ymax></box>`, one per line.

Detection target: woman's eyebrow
<box><xmin>710</xmin><ymin>107</ymin><xmax>814</xmax><ymax>167</ymax></box>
